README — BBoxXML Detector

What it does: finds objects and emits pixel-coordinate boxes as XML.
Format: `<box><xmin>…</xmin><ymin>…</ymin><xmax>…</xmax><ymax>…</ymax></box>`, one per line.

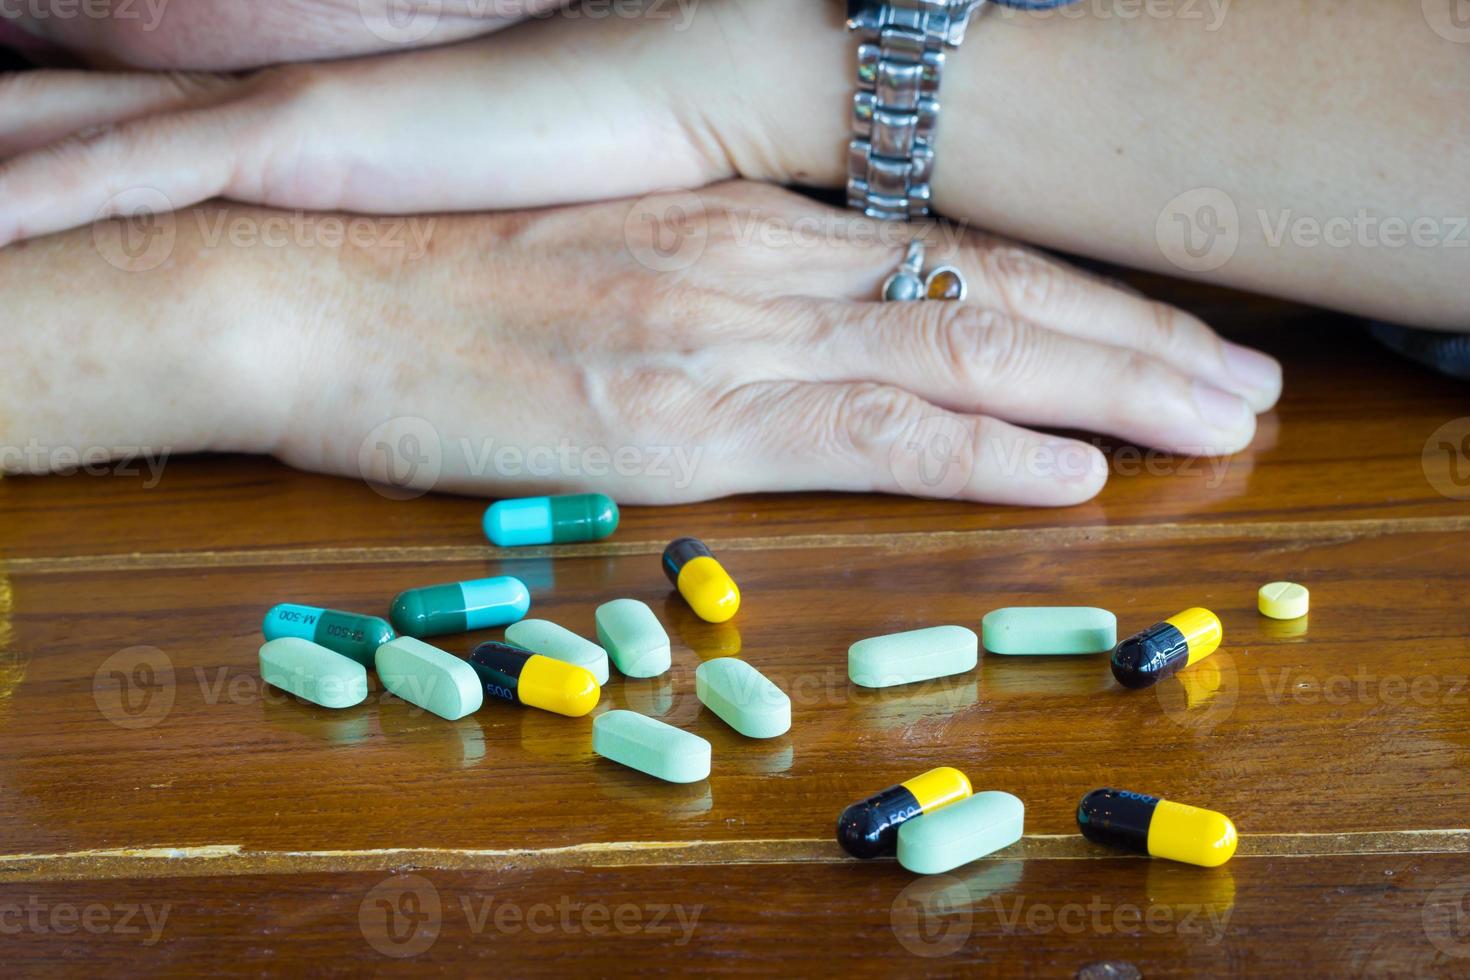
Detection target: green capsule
<box><xmin>483</xmin><ymin>493</ymin><xmax>620</xmax><ymax>547</ymax></box>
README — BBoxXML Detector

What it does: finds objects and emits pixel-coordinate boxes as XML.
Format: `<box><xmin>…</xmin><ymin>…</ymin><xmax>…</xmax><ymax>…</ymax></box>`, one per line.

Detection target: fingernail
<box><xmin>1046</xmin><ymin>439</ymin><xmax>1107</xmax><ymax>484</ymax></box>
<box><xmin>1221</xmin><ymin>342</ymin><xmax>1282</xmax><ymax>393</ymax></box>
<box><xmin>1192</xmin><ymin>380</ymin><xmax>1251</xmax><ymax>431</ymax></box>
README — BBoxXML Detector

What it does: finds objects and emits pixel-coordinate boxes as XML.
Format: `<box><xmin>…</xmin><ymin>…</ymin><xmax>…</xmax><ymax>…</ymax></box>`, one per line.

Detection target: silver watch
<box><xmin>845</xmin><ymin>0</ymin><xmax>985</xmax><ymax>221</ymax></box>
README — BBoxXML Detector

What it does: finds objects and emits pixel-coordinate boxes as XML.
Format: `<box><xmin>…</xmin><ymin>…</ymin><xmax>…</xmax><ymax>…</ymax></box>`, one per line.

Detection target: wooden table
<box><xmin>3</xmin><ymin>279</ymin><xmax>1468</xmax><ymax>976</ymax></box>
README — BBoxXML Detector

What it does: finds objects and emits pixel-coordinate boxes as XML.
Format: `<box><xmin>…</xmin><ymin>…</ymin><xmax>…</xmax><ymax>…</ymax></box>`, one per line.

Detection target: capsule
<box><xmin>1111</xmin><ymin>607</ymin><xmax>1222</xmax><ymax>689</ymax></box>
<box><xmin>483</xmin><ymin>493</ymin><xmax>619</xmax><ymax>548</ymax></box>
<box><xmin>389</xmin><ymin>576</ymin><xmax>530</xmax><ymax>638</ymax></box>
<box><xmin>468</xmin><ymin>641</ymin><xmax>599</xmax><ymax>717</ymax></box>
<box><xmin>1077</xmin><ymin>788</ymin><xmax>1238</xmax><ymax>867</ymax></box>
<box><xmin>261</xmin><ymin>603</ymin><xmax>395</xmax><ymax>667</ymax></box>
<box><xmin>662</xmin><ymin>537</ymin><xmax>740</xmax><ymax>624</ymax></box>
<box><xmin>836</xmin><ymin>767</ymin><xmax>973</xmax><ymax>859</ymax></box>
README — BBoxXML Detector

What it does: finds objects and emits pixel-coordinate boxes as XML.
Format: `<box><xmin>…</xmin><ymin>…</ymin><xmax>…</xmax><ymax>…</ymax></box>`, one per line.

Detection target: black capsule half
<box><xmin>1076</xmin><ymin>788</ymin><xmax>1159</xmax><ymax>855</ymax></box>
<box><xmin>1110</xmin><ymin>624</ymin><xmax>1190</xmax><ymax>689</ymax></box>
<box><xmin>661</xmin><ymin>537</ymin><xmax>712</xmax><ymax>586</ymax></box>
<box><xmin>836</xmin><ymin>784</ymin><xmax>923</xmax><ymax>859</ymax></box>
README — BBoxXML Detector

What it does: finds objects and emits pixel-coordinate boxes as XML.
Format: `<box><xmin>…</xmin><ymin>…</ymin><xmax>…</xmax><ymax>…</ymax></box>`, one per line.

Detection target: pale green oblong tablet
<box><xmin>593</xmin><ymin>709</ymin><xmax>710</xmax><ymax>783</ymax></box>
<box><xmin>374</xmin><ymin>637</ymin><xmax>484</xmax><ymax>721</ymax></box>
<box><xmin>848</xmin><ymin>626</ymin><xmax>978</xmax><ymax>689</ymax></box>
<box><xmin>981</xmin><ymin>607</ymin><xmax>1118</xmax><ymax>656</ymax></box>
<box><xmin>695</xmin><ymin>658</ymin><xmax>791</xmax><ymax>739</ymax></box>
<box><xmin>505</xmin><ymin>618</ymin><xmax>611</xmax><ymax>686</ymax></box>
<box><xmin>259</xmin><ymin>637</ymin><xmax>368</xmax><ymax>709</ymax></box>
<box><xmin>897</xmin><ymin>790</ymin><xmax>1025</xmax><ymax>875</ymax></box>
<box><xmin>595</xmin><ymin>600</ymin><xmax>671</xmax><ymax>678</ymax></box>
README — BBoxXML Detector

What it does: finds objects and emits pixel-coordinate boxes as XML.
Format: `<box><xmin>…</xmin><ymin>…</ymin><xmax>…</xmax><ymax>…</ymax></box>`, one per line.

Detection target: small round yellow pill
<box><xmin>1258</xmin><ymin>582</ymin><xmax>1309</xmax><ymax>620</ymax></box>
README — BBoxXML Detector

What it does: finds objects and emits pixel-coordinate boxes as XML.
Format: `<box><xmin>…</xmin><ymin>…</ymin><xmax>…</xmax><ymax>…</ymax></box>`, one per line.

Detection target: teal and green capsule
<box><xmin>389</xmin><ymin>576</ymin><xmax>531</xmax><ymax>638</ymax></box>
<box><xmin>261</xmin><ymin>603</ymin><xmax>395</xmax><ymax>667</ymax></box>
<box><xmin>483</xmin><ymin>493</ymin><xmax>619</xmax><ymax>547</ymax></box>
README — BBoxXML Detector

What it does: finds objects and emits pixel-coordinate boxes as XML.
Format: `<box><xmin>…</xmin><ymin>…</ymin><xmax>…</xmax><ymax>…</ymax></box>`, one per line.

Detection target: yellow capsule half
<box><xmin>1146</xmin><ymin>799</ymin><xmax>1239</xmax><ymax>868</ymax></box>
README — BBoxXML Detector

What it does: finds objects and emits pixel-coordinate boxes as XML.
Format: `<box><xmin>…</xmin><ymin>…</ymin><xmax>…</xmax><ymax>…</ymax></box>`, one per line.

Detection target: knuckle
<box><xmin>1145</xmin><ymin>301</ymin><xmax>1214</xmax><ymax>358</ymax></box>
<box><xmin>940</xmin><ymin>307</ymin><xmax>1036</xmax><ymax>384</ymax></box>
<box><xmin>981</xmin><ymin>244</ymin><xmax>1067</xmax><ymax>316</ymax></box>
<box><xmin>831</xmin><ymin>384</ymin><xmax>920</xmax><ymax>456</ymax></box>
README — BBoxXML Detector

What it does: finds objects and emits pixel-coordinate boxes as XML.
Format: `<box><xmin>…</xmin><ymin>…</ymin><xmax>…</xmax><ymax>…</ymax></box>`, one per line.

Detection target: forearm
<box><xmin>705</xmin><ymin>0</ymin><xmax>1468</xmax><ymax>328</ymax></box>
<box><xmin>0</xmin><ymin>213</ymin><xmax>288</xmax><ymax>472</ymax></box>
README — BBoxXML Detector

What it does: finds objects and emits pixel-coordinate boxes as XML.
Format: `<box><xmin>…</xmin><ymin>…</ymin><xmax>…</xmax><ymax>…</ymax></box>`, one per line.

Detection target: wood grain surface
<box><xmin>2</xmin><ymin>291</ymin><xmax>1468</xmax><ymax>977</ymax></box>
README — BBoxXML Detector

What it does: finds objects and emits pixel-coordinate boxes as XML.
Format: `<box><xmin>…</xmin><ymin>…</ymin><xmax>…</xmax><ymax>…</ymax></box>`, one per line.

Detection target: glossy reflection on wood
<box><xmin>0</xmin><ymin>296</ymin><xmax>1467</xmax><ymax>973</ymax></box>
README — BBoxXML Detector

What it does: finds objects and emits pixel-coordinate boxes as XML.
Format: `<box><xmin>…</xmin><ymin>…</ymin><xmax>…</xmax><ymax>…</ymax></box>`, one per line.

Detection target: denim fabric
<box><xmin>1371</xmin><ymin>324</ymin><xmax>1470</xmax><ymax>381</ymax></box>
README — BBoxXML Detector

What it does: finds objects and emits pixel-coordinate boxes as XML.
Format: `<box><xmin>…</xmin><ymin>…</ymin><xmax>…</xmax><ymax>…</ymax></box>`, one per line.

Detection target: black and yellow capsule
<box><xmin>468</xmin><ymin>641</ymin><xmax>600</xmax><ymax>718</ymax></box>
<box><xmin>1077</xmin><ymin>788</ymin><xmax>1238</xmax><ymax>867</ymax></box>
<box><xmin>836</xmin><ymin>767</ymin><xmax>972</xmax><ymax>859</ymax></box>
<box><xmin>1111</xmin><ymin>608</ymin><xmax>1223</xmax><ymax>689</ymax></box>
<box><xmin>662</xmin><ymin>537</ymin><xmax>740</xmax><ymax>624</ymax></box>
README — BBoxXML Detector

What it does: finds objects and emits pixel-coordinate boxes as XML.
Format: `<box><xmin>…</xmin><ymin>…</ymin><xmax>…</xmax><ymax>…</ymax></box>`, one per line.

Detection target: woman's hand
<box><xmin>3</xmin><ymin>181</ymin><xmax>1276</xmax><ymax>504</ymax></box>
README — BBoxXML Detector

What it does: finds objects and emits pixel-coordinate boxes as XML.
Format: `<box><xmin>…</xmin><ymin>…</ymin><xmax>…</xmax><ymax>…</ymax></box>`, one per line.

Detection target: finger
<box><xmin>788</xmin><ymin>217</ymin><xmax>1281</xmax><ymax>414</ymax></box>
<box><xmin>0</xmin><ymin>70</ymin><xmax>233</xmax><ymax>157</ymax></box>
<box><xmin>0</xmin><ymin>103</ymin><xmax>243</xmax><ymax>247</ymax></box>
<box><xmin>943</xmin><ymin>232</ymin><xmax>1282</xmax><ymax>413</ymax></box>
<box><xmin>708</xmin><ymin>381</ymin><xmax>1109</xmax><ymax>506</ymax></box>
<box><xmin>773</xmin><ymin>297</ymin><xmax>1258</xmax><ymax>457</ymax></box>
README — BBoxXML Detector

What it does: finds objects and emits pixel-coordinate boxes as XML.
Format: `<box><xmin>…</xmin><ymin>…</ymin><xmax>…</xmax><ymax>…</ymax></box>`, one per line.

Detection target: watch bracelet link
<box><xmin>847</xmin><ymin>0</ymin><xmax>970</xmax><ymax>222</ymax></box>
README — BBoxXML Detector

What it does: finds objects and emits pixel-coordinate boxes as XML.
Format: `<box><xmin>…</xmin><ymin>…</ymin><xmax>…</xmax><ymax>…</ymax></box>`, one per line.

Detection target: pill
<box><xmin>897</xmin><ymin>791</ymin><xmax>1025</xmax><ymax>875</ymax></box>
<box><xmin>695</xmin><ymin>658</ymin><xmax>791</xmax><ymax>739</ymax></box>
<box><xmin>389</xmin><ymin>576</ymin><xmax>530</xmax><ymax>638</ymax></box>
<box><xmin>261</xmin><ymin>603</ymin><xmax>395</xmax><ymax>667</ymax></box>
<box><xmin>468</xmin><ymin>641</ymin><xmax>600</xmax><ymax>717</ymax></box>
<box><xmin>258</xmin><ymin>637</ymin><xmax>368</xmax><ymax>709</ymax></box>
<box><xmin>595</xmin><ymin>599</ymin><xmax>672</xmax><ymax>678</ymax></box>
<box><xmin>482</xmin><ymin>493</ymin><xmax>619</xmax><ymax>548</ymax></box>
<box><xmin>1077</xmin><ymin>788</ymin><xmax>1238</xmax><ymax>868</ymax></box>
<box><xmin>848</xmin><ymin>626</ymin><xmax>978</xmax><ymax>689</ymax></box>
<box><xmin>374</xmin><ymin>636</ymin><xmax>484</xmax><ymax>720</ymax></box>
<box><xmin>1110</xmin><ymin>608</ymin><xmax>1222</xmax><ymax>690</ymax></box>
<box><xmin>504</xmin><ymin>619</ymin><xmax>610</xmax><ymax>686</ymax></box>
<box><xmin>662</xmin><ymin>537</ymin><xmax>740</xmax><ymax>623</ymax></box>
<box><xmin>837</xmin><ymin>766</ymin><xmax>973</xmax><ymax>859</ymax></box>
<box><xmin>1258</xmin><ymin>582</ymin><xmax>1309</xmax><ymax>620</ymax></box>
<box><xmin>981</xmin><ymin>607</ymin><xmax>1117</xmax><ymax>656</ymax></box>
<box><xmin>593</xmin><ymin>709</ymin><xmax>711</xmax><ymax>783</ymax></box>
